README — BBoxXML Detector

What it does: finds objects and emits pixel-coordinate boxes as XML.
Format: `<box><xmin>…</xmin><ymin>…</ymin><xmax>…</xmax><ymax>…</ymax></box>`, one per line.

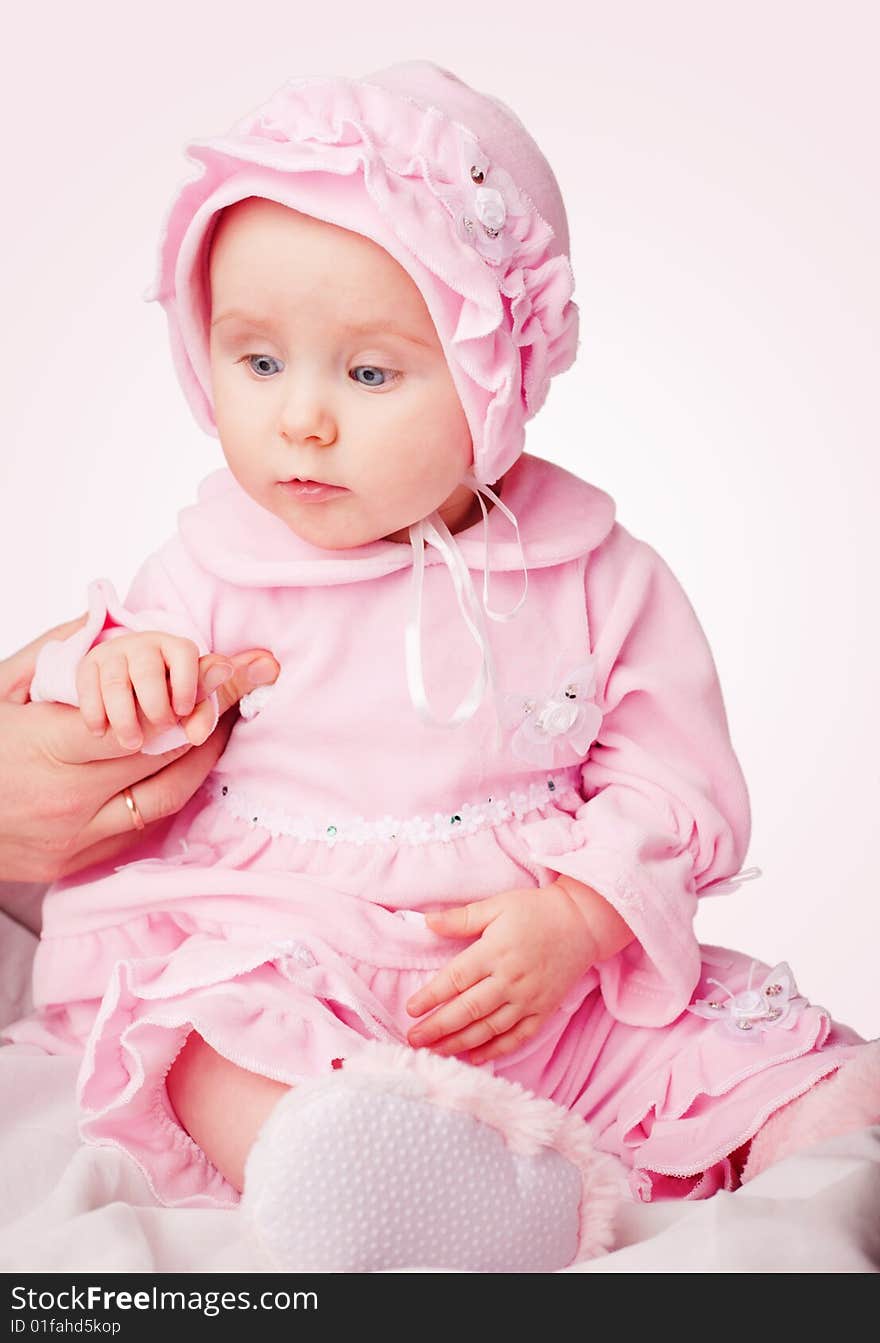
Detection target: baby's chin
<box><xmin>268</xmin><ymin>498</ymin><xmax>412</xmax><ymax>551</ymax></box>
<box><xmin>230</xmin><ymin>471</ymin><xmax>419</xmax><ymax>549</ymax></box>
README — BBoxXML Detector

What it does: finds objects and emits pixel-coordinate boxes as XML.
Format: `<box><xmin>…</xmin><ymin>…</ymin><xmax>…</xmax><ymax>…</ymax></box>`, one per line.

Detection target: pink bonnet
<box><xmin>143</xmin><ymin>58</ymin><xmax>579</xmax><ymax>488</ymax></box>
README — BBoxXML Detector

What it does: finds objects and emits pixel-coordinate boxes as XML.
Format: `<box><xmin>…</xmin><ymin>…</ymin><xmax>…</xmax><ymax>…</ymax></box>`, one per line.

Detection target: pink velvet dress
<box><xmin>4</xmin><ymin>451</ymin><xmax>866</xmax><ymax>1207</ymax></box>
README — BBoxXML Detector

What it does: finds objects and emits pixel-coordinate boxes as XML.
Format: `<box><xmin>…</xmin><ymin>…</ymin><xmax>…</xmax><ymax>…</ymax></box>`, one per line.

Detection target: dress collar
<box><xmin>177</xmin><ymin>451</ymin><xmax>617</xmax><ymax>587</ymax></box>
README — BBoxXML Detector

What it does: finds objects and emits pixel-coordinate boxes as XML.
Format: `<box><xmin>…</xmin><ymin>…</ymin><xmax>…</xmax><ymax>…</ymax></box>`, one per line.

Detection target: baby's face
<box><xmin>208</xmin><ymin>197</ymin><xmax>477</xmax><ymax>547</ymax></box>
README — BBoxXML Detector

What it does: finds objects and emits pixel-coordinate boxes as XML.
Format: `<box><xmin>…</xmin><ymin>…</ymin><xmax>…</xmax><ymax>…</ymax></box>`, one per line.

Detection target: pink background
<box><xmin>2</xmin><ymin>3</ymin><xmax>877</xmax><ymax>1035</ymax></box>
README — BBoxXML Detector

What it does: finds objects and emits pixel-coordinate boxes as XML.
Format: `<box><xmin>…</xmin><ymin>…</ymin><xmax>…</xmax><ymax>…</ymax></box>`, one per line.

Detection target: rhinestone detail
<box><xmin>208</xmin><ymin>770</ymin><xmax>580</xmax><ymax>847</ymax></box>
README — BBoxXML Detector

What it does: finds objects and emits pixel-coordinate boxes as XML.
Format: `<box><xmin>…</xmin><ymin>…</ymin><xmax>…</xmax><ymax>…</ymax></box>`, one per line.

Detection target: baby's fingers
<box><xmin>126</xmin><ymin>641</ymin><xmax>178</xmax><ymax>732</ymax></box>
<box><xmin>406</xmin><ymin>940</ymin><xmax>491</xmax><ymax>1019</ymax></box>
<box><xmin>467</xmin><ymin>1014</ymin><xmax>544</xmax><ymax>1065</ymax></box>
<box><xmin>74</xmin><ymin>657</ymin><xmax>108</xmax><ymax>737</ymax></box>
<box><xmin>98</xmin><ymin>654</ymin><xmax>143</xmax><ymax>751</ymax></box>
<box><xmin>160</xmin><ymin>636</ymin><xmax>200</xmax><ymax>720</ymax></box>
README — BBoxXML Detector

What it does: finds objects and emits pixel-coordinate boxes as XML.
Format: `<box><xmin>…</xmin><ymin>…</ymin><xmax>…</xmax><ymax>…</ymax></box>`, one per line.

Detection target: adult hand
<box><xmin>0</xmin><ymin>612</ymin><xmax>280</xmax><ymax>884</ymax></box>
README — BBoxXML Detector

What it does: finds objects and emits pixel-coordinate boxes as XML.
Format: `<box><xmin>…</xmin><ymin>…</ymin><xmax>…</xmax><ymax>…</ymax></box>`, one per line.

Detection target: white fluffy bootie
<box><xmin>240</xmin><ymin>1040</ymin><xmax>624</xmax><ymax>1273</ymax></box>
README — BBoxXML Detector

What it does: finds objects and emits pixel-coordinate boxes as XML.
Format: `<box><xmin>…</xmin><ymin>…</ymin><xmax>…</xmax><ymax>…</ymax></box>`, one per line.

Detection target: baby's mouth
<box><xmin>277</xmin><ymin>478</ymin><xmax>350</xmax><ymax>501</ymax></box>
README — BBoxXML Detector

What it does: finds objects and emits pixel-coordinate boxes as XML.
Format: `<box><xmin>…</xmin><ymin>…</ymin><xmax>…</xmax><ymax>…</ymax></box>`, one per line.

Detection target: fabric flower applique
<box><xmin>440</xmin><ymin>137</ymin><xmax>530</xmax><ymax>269</ymax></box>
<box><xmin>433</xmin><ymin>130</ymin><xmax>579</xmax><ymax>418</ymax></box>
<box><xmin>687</xmin><ymin>960</ymin><xmax>810</xmax><ymax>1042</ymax></box>
<box><xmin>499</xmin><ymin>655</ymin><xmax>603</xmax><ymax>768</ymax></box>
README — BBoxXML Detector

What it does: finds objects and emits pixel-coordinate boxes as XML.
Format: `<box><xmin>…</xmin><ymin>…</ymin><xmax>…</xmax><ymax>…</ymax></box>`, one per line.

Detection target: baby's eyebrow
<box><xmin>340</xmin><ymin>319</ymin><xmax>435</xmax><ymax>350</ymax></box>
<box><xmin>211</xmin><ymin>309</ymin><xmax>434</xmax><ymax>350</ymax></box>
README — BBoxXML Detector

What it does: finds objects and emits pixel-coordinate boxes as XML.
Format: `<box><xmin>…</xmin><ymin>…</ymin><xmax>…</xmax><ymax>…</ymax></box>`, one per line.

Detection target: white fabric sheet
<box><xmin>1</xmin><ymin>908</ymin><xmax>877</xmax><ymax>1273</ymax></box>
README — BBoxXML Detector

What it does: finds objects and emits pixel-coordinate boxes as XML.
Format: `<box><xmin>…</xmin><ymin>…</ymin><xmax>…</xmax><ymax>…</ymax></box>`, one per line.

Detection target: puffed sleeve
<box><xmin>28</xmin><ymin>535</ymin><xmax>221</xmax><ymax>755</ymax></box>
<box><xmin>518</xmin><ymin>523</ymin><xmax>753</xmax><ymax>1027</ymax></box>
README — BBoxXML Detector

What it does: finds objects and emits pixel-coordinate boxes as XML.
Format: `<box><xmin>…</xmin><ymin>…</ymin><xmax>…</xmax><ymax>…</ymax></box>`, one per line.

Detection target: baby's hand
<box><xmin>404</xmin><ymin>882</ymin><xmax>601</xmax><ymax>1065</ymax></box>
<box><xmin>75</xmin><ymin>630</ymin><xmax>203</xmax><ymax>752</ymax></box>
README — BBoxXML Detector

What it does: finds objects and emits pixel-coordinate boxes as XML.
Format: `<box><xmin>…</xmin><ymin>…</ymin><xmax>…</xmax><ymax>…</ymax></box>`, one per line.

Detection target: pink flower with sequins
<box><xmin>499</xmin><ymin>655</ymin><xmax>603</xmax><ymax>768</ymax></box>
<box><xmin>443</xmin><ymin>139</ymin><xmax>529</xmax><ymax>268</ymax></box>
<box><xmin>687</xmin><ymin>960</ymin><xmax>810</xmax><ymax>1043</ymax></box>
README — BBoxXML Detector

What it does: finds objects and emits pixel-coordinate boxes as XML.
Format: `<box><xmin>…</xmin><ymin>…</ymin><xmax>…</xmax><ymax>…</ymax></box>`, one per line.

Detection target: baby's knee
<box><xmin>165</xmin><ymin>1029</ymin><xmax>291</xmax><ymax>1192</ymax></box>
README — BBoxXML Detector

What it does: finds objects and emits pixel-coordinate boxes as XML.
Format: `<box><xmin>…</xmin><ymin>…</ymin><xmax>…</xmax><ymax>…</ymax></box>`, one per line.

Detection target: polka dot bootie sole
<box><xmin>240</xmin><ymin>1040</ymin><xmax>624</xmax><ymax>1273</ymax></box>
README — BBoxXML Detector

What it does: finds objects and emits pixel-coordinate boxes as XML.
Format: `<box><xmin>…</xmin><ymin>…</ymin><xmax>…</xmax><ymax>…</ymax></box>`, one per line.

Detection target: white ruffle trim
<box><xmin>206</xmin><ymin>769</ymin><xmax>582</xmax><ymax>847</ymax></box>
<box><xmin>238</xmin><ymin>685</ymin><xmax>274</xmax><ymax>720</ymax></box>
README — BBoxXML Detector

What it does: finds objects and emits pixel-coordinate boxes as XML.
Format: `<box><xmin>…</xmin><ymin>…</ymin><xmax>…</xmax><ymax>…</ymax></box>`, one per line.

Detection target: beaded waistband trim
<box><xmin>206</xmin><ymin>769</ymin><xmax>582</xmax><ymax>847</ymax></box>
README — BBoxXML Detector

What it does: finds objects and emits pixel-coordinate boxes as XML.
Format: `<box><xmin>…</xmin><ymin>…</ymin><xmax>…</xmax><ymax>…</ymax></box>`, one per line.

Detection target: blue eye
<box><xmin>351</xmin><ymin>366</ymin><xmax>400</xmax><ymax>389</ymax></box>
<box><xmin>246</xmin><ymin>354</ymin><xmax>283</xmax><ymax>377</ymax></box>
<box><xmin>239</xmin><ymin>355</ymin><xmax>400</xmax><ymax>387</ymax></box>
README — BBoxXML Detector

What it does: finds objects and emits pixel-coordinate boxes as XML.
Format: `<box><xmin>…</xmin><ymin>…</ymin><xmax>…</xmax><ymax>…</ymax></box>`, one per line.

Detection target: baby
<box><xmin>6</xmin><ymin>60</ymin><xmax>878</xmax><ymax>1274</ymax></box>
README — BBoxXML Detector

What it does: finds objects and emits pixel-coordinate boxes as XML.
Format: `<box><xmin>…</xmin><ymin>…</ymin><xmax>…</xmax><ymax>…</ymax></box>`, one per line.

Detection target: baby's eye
<box><xmin>244</xmin><ymin>354</ymin><xmax>283</xmax><ymax>377</ymax></box>
<box><xmin>350</xmin><ymin>365</ymin><xmax>400</xmax><ymax>389</ymax></box>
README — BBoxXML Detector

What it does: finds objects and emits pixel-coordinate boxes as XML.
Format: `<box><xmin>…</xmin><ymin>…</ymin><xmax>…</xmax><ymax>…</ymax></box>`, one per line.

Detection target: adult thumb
<box><xmin>214</xmin><ymin>650</ymin><xmax>280</xmax><ymax>716</ymax></box>
<box><xmin>180</xmin><ymin>649</ymin><xmax>281</xmax><ymax>744</ymax></box>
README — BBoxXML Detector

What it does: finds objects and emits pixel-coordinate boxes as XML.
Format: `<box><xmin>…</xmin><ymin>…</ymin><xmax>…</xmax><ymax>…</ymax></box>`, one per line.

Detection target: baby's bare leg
<box><xmin>165</xmin><ymin>1030</ymin><xmax>291</xmax><ymax>1193</ymax></box>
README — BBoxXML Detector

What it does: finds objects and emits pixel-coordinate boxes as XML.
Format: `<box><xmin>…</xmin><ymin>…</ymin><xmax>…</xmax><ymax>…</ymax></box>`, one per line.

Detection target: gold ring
<box><xmin>122</xmin><ymin>785</ymin><xmax>145</xmax><ymax>831</ymax></box>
